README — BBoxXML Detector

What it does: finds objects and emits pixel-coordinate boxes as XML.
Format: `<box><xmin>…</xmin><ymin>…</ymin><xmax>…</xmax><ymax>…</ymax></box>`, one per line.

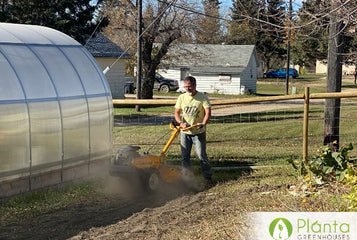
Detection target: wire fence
<box><xmin>113</xmin><ymin>89</ymin><xmax>357</xmax><ymax>163</ymax></box>
<box><xmin>114</xmin><ymin>108</ymin><xmax>303</xmax><ymax>125</ymax></box>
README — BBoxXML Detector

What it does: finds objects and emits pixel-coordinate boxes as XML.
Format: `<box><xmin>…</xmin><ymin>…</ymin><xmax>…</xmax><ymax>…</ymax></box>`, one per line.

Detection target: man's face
<box><xmin>184</xmin><ymin>81</ymin><xmax>196</xmax><ymax>95</ymax></box>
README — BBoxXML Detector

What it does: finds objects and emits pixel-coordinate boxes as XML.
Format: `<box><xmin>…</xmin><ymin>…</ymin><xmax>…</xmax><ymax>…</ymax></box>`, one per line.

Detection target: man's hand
<box><xmin>197</xmin><ymin>123</ymin><xmax>205</xmax><ymax>128</ymax></box>
<box><xmin>180</xmin><ymin>122</ymin><xmax>188</xmax><ymax>128</ymax></box>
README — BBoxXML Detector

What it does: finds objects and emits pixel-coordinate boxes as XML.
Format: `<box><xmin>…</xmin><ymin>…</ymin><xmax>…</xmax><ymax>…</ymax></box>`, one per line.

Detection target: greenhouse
<box><xmin>0</xmin><ymin>23</ymin><xmax>113</xmax><ymax>197</ymax></box>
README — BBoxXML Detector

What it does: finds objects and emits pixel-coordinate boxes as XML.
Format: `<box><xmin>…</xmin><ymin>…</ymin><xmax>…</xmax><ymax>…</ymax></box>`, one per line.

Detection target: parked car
<box><xmin>154</xmin><ymin>73</ymin><xmax>179</xmax><ymax>93</ymax></box>
<box><xmin>265</xmin><ymin>68</ymin><xmax>299</xmax><ymax>78</ymax></box>
<box><xmin>127</xmin><ymin>74</ymin><xmax>179</xmax><ymax>94</ymax></box>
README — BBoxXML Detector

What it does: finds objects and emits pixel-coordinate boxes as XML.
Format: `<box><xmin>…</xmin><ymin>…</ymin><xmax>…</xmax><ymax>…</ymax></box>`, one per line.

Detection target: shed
<box><xmin>85</xmin><ymin>33</ymin><xmax>132</xmax><ymax>99</ymax></box>
<box><xmin>158</xmin><ymin>44</ymin><xmax>258</xmax><ymax>94</ymax></box>
<box><xmin>0</xmin><ymin>23</ymin><xmax>113</xmax><ymax>197</ymax></box>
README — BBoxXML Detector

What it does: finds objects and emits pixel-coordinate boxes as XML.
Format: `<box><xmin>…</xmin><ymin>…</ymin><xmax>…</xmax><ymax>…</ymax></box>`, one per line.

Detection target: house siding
<box><xmin>316</xmin><ymin>60</ymin><xmax>355</xmax><ymax>75</ymax></box>
<box><xmin>195</xmin><ymin>74</ymin><xmax>221</xmax><ymax>93</ymax></box>
<box><xmin>85</xmin><ymin>33</ymin><xmax>132</xmax><ymax>99</ymax></box>
<box><xmin>240</xmin><ymin>55</ymin><xmax>257</xmax><ymax>94</ymax></box>
<box><xmin>159</xmin><ymin>69</ymin><xmax>256</xmax><ymax>95</ymax></box>
<box><xmin>158</xmin><ymin>44</ymin><xmax>258</xmax><ymax>95</ymax></box>
<box><xmin>95</xmin><ymin>58</ymin><xmax>133</xmax><ymax>99</ymax></box>
<box><xmin>193</xmin><ymin>74</ymin><xmax>236</xmax><ymax>94</ymax></box>
<box><xmin>158</xmin><ymin>69</ymin><xmax>181</xmax><ymax>80</ymax></box>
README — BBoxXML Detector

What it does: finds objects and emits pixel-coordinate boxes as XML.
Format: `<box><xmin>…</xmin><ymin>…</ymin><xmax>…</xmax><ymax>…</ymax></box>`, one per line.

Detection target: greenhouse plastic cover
<box><xmin>0</xmin><ymin>23</ymin><xmax>113</xmax><ymax>183</ymax></box>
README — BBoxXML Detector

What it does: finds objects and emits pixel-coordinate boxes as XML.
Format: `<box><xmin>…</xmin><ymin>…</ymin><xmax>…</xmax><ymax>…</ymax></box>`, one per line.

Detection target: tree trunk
<box><xmin>141</xmin><ymin>77</ymin><xmax>154</xmax><ymax>99</ymax></box>
<box><xmin>323</xmin><ymin>5</ymin><xmax>343</xmax><ymax>152</ymax></box>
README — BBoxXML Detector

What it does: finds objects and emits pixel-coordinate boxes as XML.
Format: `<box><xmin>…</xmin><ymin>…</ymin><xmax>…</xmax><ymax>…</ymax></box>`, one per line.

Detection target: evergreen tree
<box><xmin>228</xmin><ymin>0</ymin><xmax>287</xmax><ymax>70</ymax></box>
<box><xmin>1</xmin><ymin>0</ymin><xmax>107</xmax><ymax>44</ymax></box>
<box><xmin>0</xmin><ymin>0</ymin><xmax>10</xmax><ymax>21</ymax></box>
<box><xmin>226</xmin><ymin>0</ymin><xmax>259</xmax><ymax>45</ymax></box>
<box><xmin>291</xmin><ymin>0</ymin><xmax>329</xmax><ymax>68</ymax></box>
<box><xmin>195</xmin><ymin>0</ymin><xmax>222</xmax><ymax>44</ymax></box>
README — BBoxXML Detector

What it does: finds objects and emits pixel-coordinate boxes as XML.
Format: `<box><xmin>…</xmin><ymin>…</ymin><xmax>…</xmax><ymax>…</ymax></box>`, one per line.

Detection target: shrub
<box><xmin>307</xmin><ymin>143</ymin><xmax>354</xmax><ymax>182</ymax></box>
<box><xmin>301</xmin><ymin>143</ymin><xmax>357</xmax><ymax>211</ymax></box>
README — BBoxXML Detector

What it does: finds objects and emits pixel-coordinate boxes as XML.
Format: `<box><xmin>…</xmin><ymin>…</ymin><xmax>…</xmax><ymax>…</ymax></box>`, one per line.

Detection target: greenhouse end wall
<box><xmin>0</xmin><ymin>23</ymin><xmax>113</xmax><ymax>197</ymax></box>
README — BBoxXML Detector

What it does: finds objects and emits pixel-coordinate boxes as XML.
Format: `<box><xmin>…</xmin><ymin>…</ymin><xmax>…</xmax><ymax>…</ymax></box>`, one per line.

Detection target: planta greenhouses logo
<box><xmin>269</xmin><ymin>218</ymin><xmax>293</xmax><ymax>240</ymax></box>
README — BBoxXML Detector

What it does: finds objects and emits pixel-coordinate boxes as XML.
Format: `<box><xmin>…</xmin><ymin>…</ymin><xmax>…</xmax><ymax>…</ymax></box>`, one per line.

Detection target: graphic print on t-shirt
<box><xmin>184</xmin><ymin>106</ymin><xmax>200</xmax><ymax>119</ymax></box>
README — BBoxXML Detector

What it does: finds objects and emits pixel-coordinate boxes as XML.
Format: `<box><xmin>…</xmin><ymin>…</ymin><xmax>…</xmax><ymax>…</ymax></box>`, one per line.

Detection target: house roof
<box><xmin>85</xmin><ymin>33</ymin><xmax>130</xmax><ymax>58</ymax></box>
<box><xmin>161</xmin><ymin>44</ymin><xmax>257</xmax><ymax>74</ymax></box>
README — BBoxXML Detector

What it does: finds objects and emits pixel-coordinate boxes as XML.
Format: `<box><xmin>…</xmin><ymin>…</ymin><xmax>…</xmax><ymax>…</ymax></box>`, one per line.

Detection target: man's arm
<box><xmin>174</xmin><ymin>108</ymin><xmax>182</xmax><ymax>123</ymax></box>
<box><xmin>201</xmin><ymin>107</ymin><xmax>211</xmax><ymax>126</ymax></box>
<box><xmin>175</xmin><ymin>108</ymin><xmax>188</xmax><ymax>128</ymax></box>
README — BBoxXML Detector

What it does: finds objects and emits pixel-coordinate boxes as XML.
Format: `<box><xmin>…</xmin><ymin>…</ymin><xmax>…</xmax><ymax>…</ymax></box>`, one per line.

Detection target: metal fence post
<box><xmin>303</xmin><ymin>87</ymin><xmax>310</xmax><ymax>164</ymax></box>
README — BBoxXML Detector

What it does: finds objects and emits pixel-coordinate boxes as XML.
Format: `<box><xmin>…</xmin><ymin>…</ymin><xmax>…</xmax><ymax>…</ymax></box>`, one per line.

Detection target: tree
<box><xmin>140</xmin><ymin>0</ymin><xmax>191</xmax><ymax>98</ymax></box>
<box><xmin>100</xmin><ymin>0</ymin><xmax>198</xmax><ymax>99</ymax></box>
<box><xmin>291</xmin><ymin>0</ymin><xmax>330</xmax><ymax>68</ymax></box>
<box><xmin>226</xmin><ymin>0</ymin><xmax>257</xmax><ymax>45</ymax></box>
<box><xmin>228</xmin><ymin>0</ymin><xmax>357</xmax><ymax>150</ymax></box>
<box><xmin>100</xmin><ymin>0</ymin><xmax>136</xmax><ymax>55</ymax></box>
<box><xmin>324</xmin><ymin>10</ymin><xmax>343</xmax><ymax>151</ymax></box>
<box><xmin>195</xmin><ymin>0</ymin><xmax>222</xmax><ymax>44</ymax></box>
<box><xmin>227</xmin><ymin>0</ymin><xmax>287</xmax><ymax>71</ymax></box>
<box><xmin>293</xmin><ymin>0</ymin><xmax>357</xmax><ymax>150</ymax></box>
<box><xmin>1</xmin><ymin>0</ymin><xmax>107</xmax><ymax>44</ymax></box>
<box><xmin>292</xmin><ymin>0</ymin><xmax>357</xmax><ymax>69</ymax></box>
<box><xmin>258</xmin><ymin>0</ymin><xmax>287</xmax><ymax>71</ymax></box>
<box><xmin>0</xmin><ymin>0</ymin><xmax>9</xmax><ymax>21</ymax></box>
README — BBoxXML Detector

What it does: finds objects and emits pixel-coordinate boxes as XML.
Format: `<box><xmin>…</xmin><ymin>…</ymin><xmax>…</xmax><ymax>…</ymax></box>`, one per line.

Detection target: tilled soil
<box><xmin>2</xmin><ymin>171</ymin><xmax>288</xmax><ymax>240</ymax></box>
<box><xmin>0</xmin><ymin>176</ymin><xmax>219</xmax><ymax>240</ymax></box>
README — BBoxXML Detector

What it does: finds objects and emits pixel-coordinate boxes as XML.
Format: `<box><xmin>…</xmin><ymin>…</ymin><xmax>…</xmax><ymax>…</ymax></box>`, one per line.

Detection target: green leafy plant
<box><xmin>307</xmin><ymin>143</ymin><xmax>354</xmax><ymax>182</ymax></box>
<box><xmin>287</xmin><ymin>158</ymin><xmax>307</xmax><ymax>177</ymax></box>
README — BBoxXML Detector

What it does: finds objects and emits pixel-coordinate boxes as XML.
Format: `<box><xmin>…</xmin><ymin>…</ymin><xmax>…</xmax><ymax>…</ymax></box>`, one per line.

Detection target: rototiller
<box><xmin>109</xmin><ymin>122</ymin><xmax>200</xmax><ymax>191</ymax></box>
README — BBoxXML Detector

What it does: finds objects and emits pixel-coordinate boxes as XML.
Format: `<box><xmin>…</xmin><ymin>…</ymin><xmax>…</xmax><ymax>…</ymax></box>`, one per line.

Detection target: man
<box><xmin>174</xmin><ymin>76</ymin><xmax>212</xmax><ymax>183</ymax></box>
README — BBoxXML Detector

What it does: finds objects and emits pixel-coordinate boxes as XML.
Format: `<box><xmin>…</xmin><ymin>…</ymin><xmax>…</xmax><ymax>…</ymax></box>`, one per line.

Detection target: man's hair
<box><xmin>184</xmin><ymin>76</ymin><xmax>196</xmax><ymax>84</ymax></box>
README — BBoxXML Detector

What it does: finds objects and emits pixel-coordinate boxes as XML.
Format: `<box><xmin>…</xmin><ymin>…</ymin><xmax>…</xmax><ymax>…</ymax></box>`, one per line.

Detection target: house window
<box><xmin>219</xmin><ymin>74</ymin><xmax>232</xmax><ymax>82</ymax></box>
<box><xmin>180</xmin><ymin>68</ymin><xmax>190</xmax><ymax>81</ymax></box>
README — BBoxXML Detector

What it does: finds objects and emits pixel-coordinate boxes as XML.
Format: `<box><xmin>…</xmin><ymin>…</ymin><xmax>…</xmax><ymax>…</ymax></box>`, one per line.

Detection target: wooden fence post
<box><xmin>303</xmin><ymin>87</ymin><xmax>310</xmax><ymax>164</ymax></box>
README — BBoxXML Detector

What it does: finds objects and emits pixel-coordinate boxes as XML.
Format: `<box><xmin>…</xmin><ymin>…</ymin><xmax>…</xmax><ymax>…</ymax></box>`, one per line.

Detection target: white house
<box><xmin>316</xmin><ymin>60</ymin><xmax>356</xmax><ymax>75</ymax></box>
<box><xmin>85</xmin><ymin>33</ymin><xmax>132</xmax><ymax>99</ymax></box>
<box><xmin>158</xmin><ymin>44</ymin><xmax>259</xmax><ymax>95</ymax></box>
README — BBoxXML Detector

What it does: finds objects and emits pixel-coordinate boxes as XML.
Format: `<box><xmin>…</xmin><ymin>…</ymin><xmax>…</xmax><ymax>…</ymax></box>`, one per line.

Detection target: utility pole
<box><xmin>285</xmin><ymin>0</ymin><xmax>292</xmax><ymax>95</ymax></box>
<box><xmin>135</xmin><ymin>0</ymin><xmax>142</xmax><ymax>112</ymax></box>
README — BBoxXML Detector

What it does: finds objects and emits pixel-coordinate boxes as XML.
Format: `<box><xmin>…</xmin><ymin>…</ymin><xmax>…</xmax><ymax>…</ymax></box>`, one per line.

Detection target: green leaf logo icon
<box><xmin>269</xmin><ymin>218</ymin><xmax>293</xmax><ymax>240</ymax></box>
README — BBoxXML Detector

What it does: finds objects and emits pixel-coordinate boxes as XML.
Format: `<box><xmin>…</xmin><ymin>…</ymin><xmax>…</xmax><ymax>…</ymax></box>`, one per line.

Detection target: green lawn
<box><xmin>113</xmin><ymin>73</ymin><xmax>357</xmax><ymax>164</ymax></box>
<box><xmin>257</xmin><ymin>73</ymin><xmax>327</xmax><ymax>95</ymax></box>
<box><xmin>113</xmin><ymin>104</ymin><xmax>357</xmax><ymax>166</ymax></box>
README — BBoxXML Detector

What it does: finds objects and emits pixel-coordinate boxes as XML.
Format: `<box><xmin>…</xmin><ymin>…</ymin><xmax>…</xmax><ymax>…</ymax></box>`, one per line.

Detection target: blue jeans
<box><xmin>180</xmin><ymin>132</ymin><xmax>212</xmax><ymax>179</ymax></box>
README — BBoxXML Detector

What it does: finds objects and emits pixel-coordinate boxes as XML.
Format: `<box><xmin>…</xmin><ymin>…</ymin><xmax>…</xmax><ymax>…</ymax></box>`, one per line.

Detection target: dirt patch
<box><xmin>1</xmin><ymin>161</ymin><xmax>344</xmax><ymax>239</ymax></box>
<box><xmin>0</xmin><ymin>175</ymin><xmax>202</xmax><ymax>240</ymax></box>
<box><xmin>69</xmin><ymin>193</ymin><xmax>213</xmax><ymax>240</ymax></box>
<box><xmin>0</xmin><ymin>167</ymin><xmax>309</xmax><ymax>240</ymax></box>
